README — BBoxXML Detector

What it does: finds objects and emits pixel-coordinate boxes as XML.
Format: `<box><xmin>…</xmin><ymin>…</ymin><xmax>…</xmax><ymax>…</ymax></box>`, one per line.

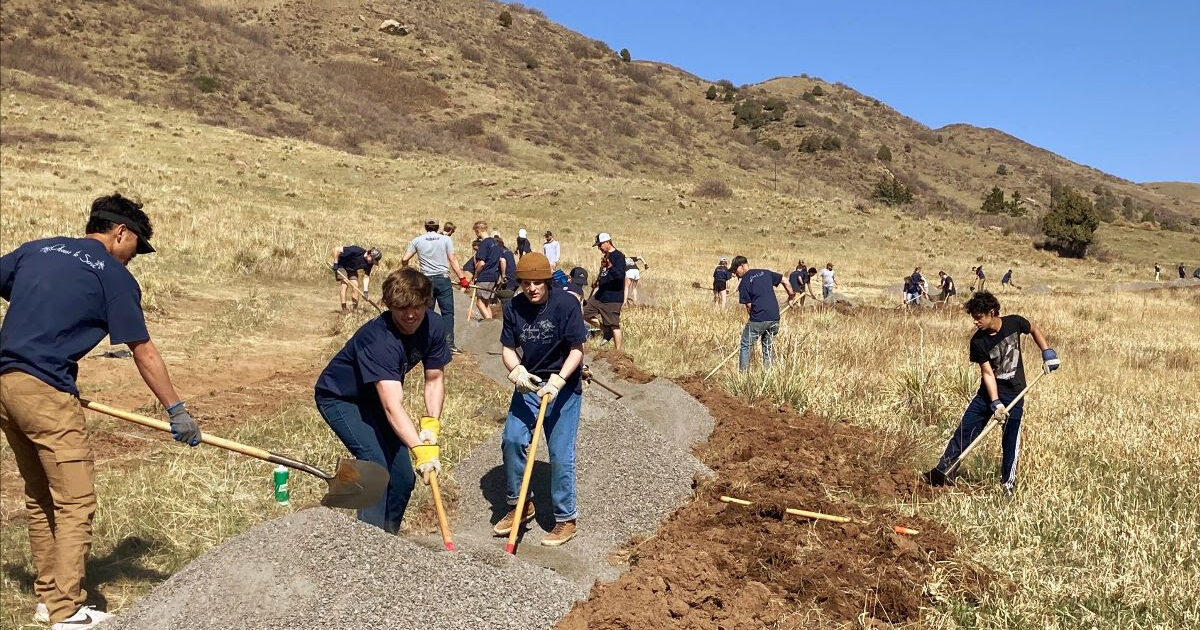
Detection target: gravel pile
<box><xmin>587</xmin><ymin>361</ymin><xmax>714</xmax><ymax>451</ymax></box>
<box><xmin>104</xmin><ymin>508</ymin><xmax>584</xmax><ymax>630</ymax></box>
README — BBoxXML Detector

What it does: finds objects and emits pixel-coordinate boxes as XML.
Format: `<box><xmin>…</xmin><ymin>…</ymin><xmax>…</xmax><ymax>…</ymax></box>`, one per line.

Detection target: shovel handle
<box><xmin>589</xmin><ymin>375</ymin><xmax>624</xmax><ymax>399</ymax></box>
<box><xmin>336</xmin><ymin>268</ymin><xmax>383</xmax><ymax>312</ymax></box>
<box><xmin>507</xmin><ymin>394</ymin><xmax>551</xmax><ymax>554</ymax></box>
<box><xmin>427</xmin><ymin>471</ymin><xmax>455</xmax><ymax>551</ymax></box>
<box><xmin>81</xmin><ymin>399</ymin><xmax>331</xmax><ymax>480</ymax></box>
<box><xmin>943</xmin><ymin>370</ymin><xmax>1048</xmax><ymax>476</ymax></box>
<box><xmin>704</xmin><ymin>300</ymin><xmax>797</xmax><ymax>381</ymax></box>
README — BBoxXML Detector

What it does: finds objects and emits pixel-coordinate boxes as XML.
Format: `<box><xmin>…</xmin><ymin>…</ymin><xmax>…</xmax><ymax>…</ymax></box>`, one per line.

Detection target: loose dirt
<box><xmin>557</xmin><ymin>378</ymin><xmax>988</xmax><ymax>628</ymax></box>
<box><xmin>589</xmin><ymin>349</ymin><xmax>654</xmax><ymax>384</ymax></box>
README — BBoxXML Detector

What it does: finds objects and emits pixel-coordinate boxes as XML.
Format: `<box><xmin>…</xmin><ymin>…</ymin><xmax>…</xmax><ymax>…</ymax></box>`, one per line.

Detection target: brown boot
<box><xmin>540</xmin><ymin>520</ymin><xmax>577</xmax><ymax>546</ymax></box>
<box><xmin>492</xmin><ymin>501</ymin><xmax>536</xmax><ymax>536</ymax></box>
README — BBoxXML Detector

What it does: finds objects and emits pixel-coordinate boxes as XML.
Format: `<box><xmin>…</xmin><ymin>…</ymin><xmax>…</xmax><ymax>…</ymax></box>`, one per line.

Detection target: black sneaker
<box><xmin>922</xmin><ymin>468</ymin><xmax>950</xmax><ymax>487</ymax></box>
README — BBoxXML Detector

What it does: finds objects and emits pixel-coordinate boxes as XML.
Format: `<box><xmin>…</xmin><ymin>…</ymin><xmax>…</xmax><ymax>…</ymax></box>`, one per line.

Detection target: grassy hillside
<box><xmin>1</xmin><ymin>0</ymin><xmax>1196</xmax><ymax>236</ymax></box>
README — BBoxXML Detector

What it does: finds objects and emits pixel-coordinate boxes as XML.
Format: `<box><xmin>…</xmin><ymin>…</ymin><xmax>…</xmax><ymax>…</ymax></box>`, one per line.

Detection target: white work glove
<box><xmin>989</xmin><ymin>400</ymin><xmax>1009</xmax><ymax>422</ymax></box>
<box><xmin>536</xmin><ymin>374</ymin><xmax>567</xmax><ymax>402</ymax></box>
<box><xmin>507</xmin><ymin>365</ymin><xmax>543</xmax><ymax>393</ymax></box>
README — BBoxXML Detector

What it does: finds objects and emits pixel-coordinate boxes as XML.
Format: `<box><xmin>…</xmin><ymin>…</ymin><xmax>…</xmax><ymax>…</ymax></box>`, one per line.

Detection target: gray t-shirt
<box><xmin>819</xmin><ymin>268</ymin><xmax>836</xmax><ymax>287</ymax></box>
<box><xmin>404</xmin><ymin>233</ymin><xmax>454</xmax><ymax>277</ymax></box>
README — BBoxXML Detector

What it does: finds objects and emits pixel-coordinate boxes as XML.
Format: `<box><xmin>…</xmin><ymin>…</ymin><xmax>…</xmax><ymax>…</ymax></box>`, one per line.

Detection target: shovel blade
<box><xmin>320</xmin><ymin>458</ymin><xmax>389</xmax><ymax>509</ymax></box>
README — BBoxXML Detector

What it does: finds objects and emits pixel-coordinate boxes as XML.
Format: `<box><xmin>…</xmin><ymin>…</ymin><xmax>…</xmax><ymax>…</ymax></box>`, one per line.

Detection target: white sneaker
<box><xmin>34</xmin><ymin>602</ymin><xmax>49</xmax><ymax>623</ymax></box>
<box><xmin>51</xmin><ymin>606</ymin><xmax>112</xmax><ymax>630</ymax></box>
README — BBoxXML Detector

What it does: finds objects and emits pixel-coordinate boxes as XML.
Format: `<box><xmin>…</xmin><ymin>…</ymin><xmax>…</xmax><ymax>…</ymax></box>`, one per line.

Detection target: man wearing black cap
<box><xmin>0</xmin><ymin>193</ymin><xmax>200</xmax><ymax>628</ymax></box>
<box><xmin>330</xmin><ymin>245</ymin><xmax>382</xmax><ymax>311</ymax></box>
<box><xmin>582</xmin><ymin>233</ymin><xmax>626</xmax><ymax>351</ymax></box>
<box><xmin>402</xmin><ymin>219</ymin><xmax>469</xmax><ymax>353</ymax></box>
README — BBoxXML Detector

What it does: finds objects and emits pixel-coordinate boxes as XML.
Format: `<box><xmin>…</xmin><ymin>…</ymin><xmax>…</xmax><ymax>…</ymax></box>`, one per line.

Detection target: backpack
<box><xmin>551</xmin><ymin>269</ymin><xmax>570</xmax><ymax>288</ymax></box>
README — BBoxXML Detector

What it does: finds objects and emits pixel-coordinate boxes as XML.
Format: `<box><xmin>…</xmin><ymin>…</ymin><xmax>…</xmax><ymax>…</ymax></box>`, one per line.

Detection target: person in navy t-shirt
<box><xmin>0</xmin><ymin>194</ymin><xmax>200</xmax><ymax>626</ymax></box>
<box><xmin>495</xmin><ymin>236</ymin><xmax>518</xmax><ymax>294</ymax></box>
<box><xmin>468</xmin><ymin>221</ymin><xmax>502</xmax><ymax>320</ymax></box>
<box><xmin>730</xmin><ymin>256</ymin><xmax>795</xmax><ymax>372</ymax></box>
<box><xmin>330</xmin><ymin>245</ymin><xmax>381</xmax><ymax>311</ymax></box>
<box><xmin>786</xmin><ymin>259</ymin><xmax>816</xmax><ymax>308</ymax></box>
<box><xmin>582</xmin><ymin>233</ymin><xmax>627</xmax><ymax>350</ymax></box>
<box><xmin>494</xmin><ymin>253</ymin><xmax>587</xmax><ymax>547</ymax></box>
<box><xmin>314</xmin><ymin>268</ymin><xmax>450</xmax><ymax>533</ymax></box>
<box><xmin>712</xmin><ymin>257</ymin><xmax>732</xmax><ymax>309</ymax></box>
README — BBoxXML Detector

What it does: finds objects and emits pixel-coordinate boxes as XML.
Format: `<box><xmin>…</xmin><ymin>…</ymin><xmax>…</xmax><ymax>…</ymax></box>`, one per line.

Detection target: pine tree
<box><xmin>1042</xmin><ymin>186</ymin><xmax>1099</xmax><ymax>258</ymax></box>
<box><xmin>705</xmin><ymin>85</ymin><xmax>718</xmax><ymax>100</ymax></box>
<box><xmin>619</xmin><ymin>48</ymin><xmax>631</xmax><ymax>63</ymax></box>
<box><xmin>1007</xmin><ymin>190</ymin><xmax>1026</xmax><ymax>217</ymax></box>
<box><xmin>981</xmin><ymin>186</ymin><xmax>1007</xmax><ymax>214</ymax></box>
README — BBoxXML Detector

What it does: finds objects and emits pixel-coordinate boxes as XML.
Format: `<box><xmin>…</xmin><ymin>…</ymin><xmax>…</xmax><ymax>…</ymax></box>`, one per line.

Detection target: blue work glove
<box><xmin>167</xmin><ymin>402</ymin><xmax>202</xmax><ymax>447</ymax></box>
<box><xmin>989</xmin><ymin>400</ymin><xmax>1009</xmax><ymax>422</ymax></box>
<box><xmin>1042</xmin><ymin>348</ymin><xmax>1060</xmax><ymax>373</ymax></box>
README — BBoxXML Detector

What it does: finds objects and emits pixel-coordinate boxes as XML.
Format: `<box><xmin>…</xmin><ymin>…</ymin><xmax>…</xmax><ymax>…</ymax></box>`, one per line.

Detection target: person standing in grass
<box><xmin>402</xmin><ymin>218</ymin><xmax>470</xmax><ymax>354</ymax></box>
<box><xmin>974</xmin><ymin>265</ymin><xmax>987</xmax><ymax>292</ymax></box>
<box><xmin>730</xmin><ymin>256</ymin><xmax>795</xmax><ymax>371</ymax></box>
<box><xmin>330</xmin><ymin>244</ymin><xmax>381</xmax><ymax>311</ymax></box>
<box><xmin>468</xmin><ymin>221</ymin><xmax>502</xmax><ymax>319</ymax></box>
<box><xmin>818</xmin><ymin>262</ymin><xmax>838</xmax><ymax>299</ymax></box>
<box><xmin>314</xmin><ymin>268</ymin><xmax>447</xmax><ymax>534</ymax></box>
<box><xmin>623</xmin><ymin>256</ymin><xmax>646</xmax><ymax>306</ymax></box>
<box><xmin>1179</xmin><ymin>263</ymin><xmax>1187</xmax><ymax>280</ymax></box>
<box><xmin>515</xmin><ymin>228</ymin><xmax>532</xmax><ymax>260</ymax></box>
<box><xmin>1153</xmin><ymin>262</ymin><xmax>1161</xmax><ymax>281</ymax></box>
<box><xmin>583</xmin><ymin>233</ymin><xmax>627</xmax><ymax>351</ymax></box>
<box><xmin>542</xmin><ymin>231</ymin><xmax>561</xmax><ymax>268</ymax></box>
<box><xmin>0</xmin><ymin>194</ymin><xmax>202</xmax><ymax>629</ymax></box>
<box><xmin>1001</xmin><ymin>268</ymin><xmax>1022</xmax><ymax>290</ymax></box>
<box><xmin>494</xmin><ymin>252</ymin><xmax>587</xmax><ymax>547</ymax></box>
<box><xmin>711</xmin><ymin>257</ymin><xmax>732</xmax><ymax>309</ymax></box>
<box><xmin>904</xmin><ymin>267</ymin><xmax>927</xmax><ymax>306</ymax></box>
<box><xmin>937</xmin><ymin>270</ymin><xmax>957</xmax><ymax>303</ymax></box>
<box><xmin>924</xmin><ymin>291</ymin><xmax>1059</xmax><ymax>495</ymax></box>
<box><xmin>441</xmin><ymin>221</ymin><xmax>457</xmax><ymax>238</ymax></box>
<box><xmin>496</xmin><ymin>235</ymin><xmax>519</xmax><ymax>298</ymax></box>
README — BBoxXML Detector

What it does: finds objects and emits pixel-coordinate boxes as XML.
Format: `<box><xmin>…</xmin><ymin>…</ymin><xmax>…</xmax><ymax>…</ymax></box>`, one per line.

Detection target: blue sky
<box><xmin>520</xmin><ymin>1</ymin><xmax>1199</xmax><ymax>183</ymax></box>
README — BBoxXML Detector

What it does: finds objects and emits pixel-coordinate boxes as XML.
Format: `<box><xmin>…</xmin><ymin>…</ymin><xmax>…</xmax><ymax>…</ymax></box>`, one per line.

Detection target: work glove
<box><xmin>167</xmin><ymin>402</ymin><xmax>201</xmax><ymax>447</ymax></box>
<box><xmin>989</xmin><ymin>400</ymin><xmax>1009</xmax><ymax>423</ymax></box>
<box><xmin>1042</xmin><ymin>348</ymin><xmax>1061</xmax><ymax>373</ymax></box>
<box><xmin>536</xmin><ymin>374</ymin><xmax>567</xmax><ymax>402</ymax></box>
<box><xmin>419</xmin><ymin>415</ymin><xmax>439</xmax><ymax>444</ymax></box>
<box><xmin>330</xmin><ymin>263</ymin><xmax>341</xmax><ymax>280</ymax></box>
<box><xmin>507</xmin><ymin>365</ymin><xmax>543</xmax><ymax>393</ymax></box>
<box><xmin>410</xmin><ymin>444</ymin><xmax>441</xmax><ymax>484</ymax></box>
<box><xmin>459</xmin><ymin>277</ymin><xmax>470</xmax><ymax>289</ymax></box>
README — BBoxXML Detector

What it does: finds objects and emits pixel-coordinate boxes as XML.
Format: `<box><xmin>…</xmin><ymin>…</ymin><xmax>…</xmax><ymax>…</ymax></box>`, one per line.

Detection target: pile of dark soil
<box><xmin>557</xmin><ymin>378</ymin><xmax>988</xmax><ymax>628</ymax></box>
<box><xmin>590</xmin><ymin>349</ymin><xmax>654</xmax><ymax>384</ymax></box>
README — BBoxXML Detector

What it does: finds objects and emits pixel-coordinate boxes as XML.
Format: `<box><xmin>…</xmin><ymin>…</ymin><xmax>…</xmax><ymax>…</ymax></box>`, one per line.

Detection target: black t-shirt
<box><xmin>942</xmin><ymin>275</ymin><xmax>955</xmax><ymax>292</ymax></box>
<box><xmin>969</xmin><ymin>314</ymin><xmax>1032</xmax><ymax>398</ymax></box>
<box><xmin>788</xmin><ymin>270</ymin><xmax>803</xmax><ymax>292</ymax></box>
<box><xmin>516</xmin><ymin>237</ymin><xmax>532</xmax><ymax>255</ymax></box>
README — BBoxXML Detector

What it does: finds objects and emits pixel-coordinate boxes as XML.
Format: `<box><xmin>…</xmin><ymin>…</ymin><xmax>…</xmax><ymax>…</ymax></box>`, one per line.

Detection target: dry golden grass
<box><xmin>1</xmin><ymin>78</ymin><xmax>1198</xmax><ymax>629</ymax></box>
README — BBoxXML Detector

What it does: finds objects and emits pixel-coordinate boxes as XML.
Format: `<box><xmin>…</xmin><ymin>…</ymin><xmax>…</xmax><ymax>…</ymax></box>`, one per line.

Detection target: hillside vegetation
<box><xmin>2</xmin><ymin>0</ymin><xmax>1196</xmax><ymax>239</ymax></box>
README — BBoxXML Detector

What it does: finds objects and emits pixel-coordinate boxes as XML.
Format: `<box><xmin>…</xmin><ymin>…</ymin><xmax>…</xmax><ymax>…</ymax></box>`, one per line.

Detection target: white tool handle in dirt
<box><xmin>703</xmin><ymin>299</ymin><xmax>798</xmax><ymax>381</ymax></box>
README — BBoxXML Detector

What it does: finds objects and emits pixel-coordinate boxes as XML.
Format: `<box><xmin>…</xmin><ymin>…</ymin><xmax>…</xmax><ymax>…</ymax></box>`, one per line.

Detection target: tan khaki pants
<box><xmin>0</xmin><ymin>370</ymin><xmax>96</xmax><ymax>623</ymax></box>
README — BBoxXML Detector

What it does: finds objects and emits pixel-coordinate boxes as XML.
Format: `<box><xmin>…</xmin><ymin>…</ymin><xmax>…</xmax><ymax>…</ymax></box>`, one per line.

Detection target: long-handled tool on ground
<box><xmin>334</xmin><ymin>267</ymin><xmax>382</xmax><ymax>312</ymax></box>
<box><xmin>426</xmin><ymin>471</ymin><xmax>455</xmax><ymax>551</ymax></box>
<box><xmin>719</xmin><ymin>495</ymin><xmax>851</xmax><ymax>523</ymax></box>
<box><xmin>507</xmin><ymin>394</ymin><xmax>551</xmax><ymax>554</ymax></box>
<box><xmin>928</xmin><ymin>370</ymin><xmax>1049</xmax><ymax>485</ymax></box>
<box><xmin>581</xmin><ymin>365</ymin><xmax>624</xmax><ymax>399</ymax></box>
<box><xmin>703</xmin><ymin>300</ymin><xmax>797</xmax><ymax>380</ymax></box>
<box><xmin>466</xmin><ymin>285</ymin><xmax>478</xmax><ymax>322</ymax></box>
<box><xmin>82</xmin><ymin>400</ymin><xmax>389</xmax><ymax>509</ymax></box>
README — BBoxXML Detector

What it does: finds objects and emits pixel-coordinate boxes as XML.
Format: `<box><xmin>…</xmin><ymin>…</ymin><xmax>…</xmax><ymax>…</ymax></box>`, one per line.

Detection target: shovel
<box><xmin>507</xmin><ymin>394</ymin><xmax>551</xmax><ymax>554</ymax></box>
<box><xmin>335</xmin><ymin>267</ymin><xmax>383</xmax><ymax>313</ymax></box>
<box><xmin>81</xmin><ymin>400</ymin><xmax>389</xmax><ymax>510</ymax></box>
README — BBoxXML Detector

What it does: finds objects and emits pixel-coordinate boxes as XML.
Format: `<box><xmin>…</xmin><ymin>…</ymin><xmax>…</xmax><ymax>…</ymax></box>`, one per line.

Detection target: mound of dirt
<box><xmin>557</xmin><ymin>380</ymin><xmax>987</xmax><ymax>628</ymax></box>
<box><xmin>590</xmin><ymin>349</ymin><xmax>654</xmax><ymax>384</ymax></box>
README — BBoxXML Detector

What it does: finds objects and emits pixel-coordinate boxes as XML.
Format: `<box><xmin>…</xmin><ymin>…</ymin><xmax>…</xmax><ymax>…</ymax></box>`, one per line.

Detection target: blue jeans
<box><xmin>936</xmin><ymin>392</ymin><xmax>1025</xmax><ymax>488</ymax></box>
<box><xmin>429</xmin><ymin>275</ymin><xmax>455</xmax><ymax>347</ymax></box>
<box><xmin>822</xmin><ymin>285</ymin><xmax>833</xmax><ymax>299</ymax></box>
<box><xmin>739</xmin><ymin>320</ymin><xmax>780</xmax><ymax>371</ymax></box>
<box><xmin>502</xmin><ymin>389</ymin><xmax>582</xmax><ymax>522</ymax></box>
<box><xmin>315</xmin><ymin>395</ymin><xmax>414</xmax><ymax>533</ymax></box>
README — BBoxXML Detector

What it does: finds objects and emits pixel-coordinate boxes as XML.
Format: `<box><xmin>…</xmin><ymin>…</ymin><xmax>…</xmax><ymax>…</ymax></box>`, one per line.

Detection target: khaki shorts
<box><xmin>474</xmin><ymin>280</ymin><xmax>497</xmax><ymax>300</ymax></box>
<box><xmin>583</xmin><ymin>300</ymin><xmax>622</xmax><ymax>329</ymax></box>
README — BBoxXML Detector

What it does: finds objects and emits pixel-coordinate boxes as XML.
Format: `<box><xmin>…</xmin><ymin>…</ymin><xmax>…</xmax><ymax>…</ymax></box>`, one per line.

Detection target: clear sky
<box><xmin>519</xmin><ymin>1</ymin><xmax>1199</xmax><ymax>183</ymax></box>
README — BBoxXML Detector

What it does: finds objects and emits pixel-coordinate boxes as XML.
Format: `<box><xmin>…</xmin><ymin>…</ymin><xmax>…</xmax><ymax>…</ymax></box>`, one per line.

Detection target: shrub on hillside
<box><xmin>820</xmin><ymin>135</ymin><xmax>841</xmax><ymax>150</ymax></box>
<box><xmin>693</xmin><ymin>179</ymin><xmax>733</xmax><ymax>198</ymax></box>
<box><xmin>801</xmin><ymin>91</ymin><xmax>817</xmax><ymax>104</ymax></box>
<box><xmin>1041</xmin><ymin>186</ymin><xmax>1099</xmax><ymax>257</ymax></box>
<box><xmin>872</xmin><ymin>176</ymin><xmax>914</xmax><ymax>206</ymax></box>
<box><xmin>877</xmin><ymin>144</ymin><xmax>892</xmax><ymax>162</ymax></box>
<box><xmin>619</xmin><ymin>48</ymin><xmax>631</xmax><ymax>63</ymax></box>
<box><xmin>498</xmin><ymin>10</ymin><xmax>513</xmax><ymax>27</ymax></box>
<box><xmin>793</xmin><ymin>115</ymin><xmax>807</xmax><ymax>128</ymax></box>
<box><xmin>146</xmin><ymin>49</ymin><xmax>183</xmax><ymax>73</ymax></box>
<box><xmin>799</xmin><ymin>134</ymin><xmax>822</xmax><ymax>153</ymax></box>
<box><xmin>811</xmin><ymin>85</ymin><xmax>824</xmax><ymax>96</ymax></box>
<box><xmin>762</xmin><ymin>138</ymin><xmax>782</xmax><ymax>151</ymax></box>
<box><xmin>706</xmin><ymin>85</ymin><xmax>717</xmax><ymax>100</ymax></box>
<box><xmin>458</xmin><ymin>43</ymin><xmax>484</xmax><ymax>63</ymax></box>
<box><xmin>512</xmin><ymin>47</ymin><xmax>538</xmax><ymax>69</ymax></box>
<box><xmin>996</xmin><ymin>164</ymin><xmax>1008</xmax><ymax>176</ymax></box>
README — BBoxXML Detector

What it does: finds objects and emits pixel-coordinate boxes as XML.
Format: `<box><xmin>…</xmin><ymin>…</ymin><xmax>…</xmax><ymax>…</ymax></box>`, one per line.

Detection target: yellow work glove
<box><xmin>411</xmin><ymin>444</ymin><xmax>441</xmax><ymax>484</ymax></box>
<box><xmin>419</xmin><ymin>415</ymin><xmax>440</xmax><ymax>444</ymax></box>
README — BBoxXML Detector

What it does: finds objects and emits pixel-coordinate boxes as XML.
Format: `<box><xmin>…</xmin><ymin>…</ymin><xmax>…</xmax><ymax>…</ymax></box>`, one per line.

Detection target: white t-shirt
<box><xmin>543</xmin><ymin>240</ymin><xmax>561</xmax><ymax>266</ymax></box>
<box><xmin>819</xmin><ymin>268</ymin><xmax>836</xmax><ymax>287</ymax></box>
<box><xmin>404</xmin><ymin>232</ymin><xmax>454</xmax><ymax>277</ymax></box>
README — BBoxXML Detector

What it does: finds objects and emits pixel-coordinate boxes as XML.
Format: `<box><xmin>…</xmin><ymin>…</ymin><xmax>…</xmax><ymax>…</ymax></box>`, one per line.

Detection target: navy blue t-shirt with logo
<box><xmin>0</xmin><ymin>237</ymin><xmax>149</xmax><ymax>395</ymax></box>
<box><xmin>713</xmin><ymin>266</ymin><xmax>731</xmax><ymax>284</ymax></box>
<box><xmin>516</xmin><ymin>237</ymin><xmax>532</xmax><ymax>256</ymax></box>
<box><xmin>788</xmin><ymin>270</ymin><xmax>804</xmax><ymax>293</ymax></box>
<box><xmin>969</xmin><ymin>314</ymin><xmax>1032</xmax><ymax>398</ymax></box>
<box><xmin>314</xmin><ymin>309</ymin><xmax>450</xmax><ymax>402</ymax></box>
<box><xmin>738</xmin><ymin>269</ymin><xmax>785</xmax><ymax>322</ymax></box>
<box><xmin>593</xmin><ymin>248</ymin><xmax>627</xmax><ymax>304</ymax></box>
<box><xmin>500</xmin><ymin>288</ymin><xmax>588</xmax><ymax>394</ymax></box>
<box><xmin>337</xmin><ymin>245</ymin><xmax>376</xmax><ymax>274</ymax></box>
<box><xmin>473</xmin><ymin>237</ymin><xmax>502</xmax><ymax>283</ymax></box>
<box><xmin>500</xmin><ymin>249</ymin><xmax>518</xmax><ymax>291</ymax></box>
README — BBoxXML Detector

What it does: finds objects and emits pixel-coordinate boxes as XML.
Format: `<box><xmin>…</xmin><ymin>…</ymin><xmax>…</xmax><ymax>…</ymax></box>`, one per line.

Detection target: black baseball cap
<box><xmin>91</xmin><ymin>210</ymin><xmax>155</xmax><ymax>254</ymax></box>
<box><xmin>570</xmin><ymin>267</ymin><xmax>588</xmax><ymax>286</ymax></box>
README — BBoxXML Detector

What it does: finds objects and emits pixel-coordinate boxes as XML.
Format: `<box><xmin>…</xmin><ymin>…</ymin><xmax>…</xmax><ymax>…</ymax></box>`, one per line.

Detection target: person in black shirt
<box><xmin>786</xmin><ymin>259</ymin><xmax>816</xmax><ymax>308</ymax></box>
<box><xmin>937</xmin><ymin>270</ymin><xmax>956</xmax><ymax>303</ymax></box>
<box><xmin>712</xmin><ymin>257</ymin><xmax>731</xmax><ymax>309</ymax></box>
<box><xmin>582</xmin><ymin>233</ymin><xmax>626</xmax><ymax>351</ymax></box>
<box><xmin>925</xmin><ymin>291</ymin><xmax>1059</xmax><ymax>495</ymax></box>
<box><xmin>330</xmin><ymin>245</ymin><xmax>381</xmax><ymax>310</ymax></box>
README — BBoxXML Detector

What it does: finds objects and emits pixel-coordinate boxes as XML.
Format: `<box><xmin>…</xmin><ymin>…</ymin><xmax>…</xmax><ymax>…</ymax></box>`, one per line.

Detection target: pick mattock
<box><xmin>334</xmin><ymin>267</ymin><xmax>382</xmax><ymax>313</ymax></box>
<box><xmin>507</xmin><ymin>393</ymin><xmax>551</xmax><ymax>554</ymax></box>
<box><xmin>929</xmin><ymin>370</ymin><xmax>1049</xmax><ymax>485</ymax></box>
<box><xmin>426</xmin><ymin>471</ymin><xmax>455</xmax><ymax>551</ymax></box>
<box><xmin>82</xmin><ymin>399</ymin><xmax>388</xmax><ymax>509</ymax></box>
<box><xmin>465</xmin><ymin>285</ymin><xmax>478</xmax><ymax>322</ymax></box>
<box><xmin>703</xmin><ymin>299</ymin><xmax>797</xmax><ymax>381</ymax></box>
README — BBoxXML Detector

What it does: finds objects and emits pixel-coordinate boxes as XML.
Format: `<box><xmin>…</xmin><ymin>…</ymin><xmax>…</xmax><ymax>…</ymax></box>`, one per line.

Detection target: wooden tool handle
<box><xmin>719</xmin><ymin>495</ymin><xmax>851</xmax><ymax>524</ymax></box>
<box><xmin>507</xmin><ymin>394</ymin><xmax>551</xmax><ymax>554</ymax></box>
<box><xmin>81</xmin><ymin>399</ymin><xmax>274</xmax><ymax>462</ymax></box>
<box><xmin>428</xmin><ymin>471</ymin><xmax>455</xmax><ymax>551</ymax></box>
